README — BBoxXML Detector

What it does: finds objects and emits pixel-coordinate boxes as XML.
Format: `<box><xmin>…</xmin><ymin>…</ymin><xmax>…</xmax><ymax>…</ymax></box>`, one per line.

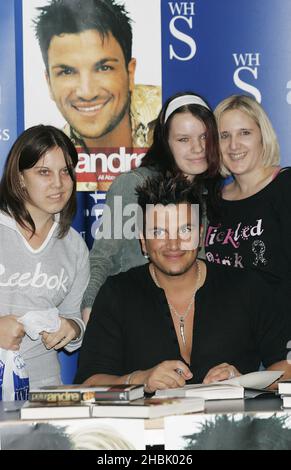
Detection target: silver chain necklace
<box><xmin>151</xmin><ymin>261</ymin><xmax>201</xmax><ymax>347</ymax></box>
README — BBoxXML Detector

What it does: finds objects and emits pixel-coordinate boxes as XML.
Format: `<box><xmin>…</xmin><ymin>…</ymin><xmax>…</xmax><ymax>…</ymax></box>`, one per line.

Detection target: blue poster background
<box><xmin>161</xmin><ymin>0</ymin><xmax>291</xmax><ymax>165</ymax></box>
<box><xmin>0</xmin><ymin>0</ymin><xmax>21</xmax><ymax>175</ymax></box>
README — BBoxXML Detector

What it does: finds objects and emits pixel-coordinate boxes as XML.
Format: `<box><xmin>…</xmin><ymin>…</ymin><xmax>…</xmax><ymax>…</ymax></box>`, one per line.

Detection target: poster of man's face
<box><xmin>22</xmin><ymin>0</ymin><xmax>162</xmax><ymax>190</ymax></box>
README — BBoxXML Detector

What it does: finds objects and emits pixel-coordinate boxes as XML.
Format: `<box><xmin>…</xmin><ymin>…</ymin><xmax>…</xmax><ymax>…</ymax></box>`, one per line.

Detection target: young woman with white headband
<box><xmin>81</xmin><ymin>92</ymin><xmax>220</xmax><ymax>322</ymax></box>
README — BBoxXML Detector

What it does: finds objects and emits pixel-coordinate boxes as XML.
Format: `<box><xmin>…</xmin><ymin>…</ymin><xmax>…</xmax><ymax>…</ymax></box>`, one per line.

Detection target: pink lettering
<box><xmin>222</xmin><ymin>229</ymin><xmax>240</xmax><ymax>248</ymax></box>
<box><xmin>205</xmin><ymin>225</ymin><xmax>219</xmax><ymax>247</ymax></box>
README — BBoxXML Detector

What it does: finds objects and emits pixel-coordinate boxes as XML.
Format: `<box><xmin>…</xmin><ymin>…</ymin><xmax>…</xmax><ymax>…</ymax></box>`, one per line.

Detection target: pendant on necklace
<box><xmin>179</xmin><ymin>318</ymin><xmax>186</xmax><ymax>346</ymax></box>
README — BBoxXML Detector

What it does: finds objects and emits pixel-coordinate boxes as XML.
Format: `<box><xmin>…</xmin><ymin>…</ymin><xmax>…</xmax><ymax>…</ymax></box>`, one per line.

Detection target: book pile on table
<box><xmin>21</xmin><ymin>384</ymin><xmax>143</xmax><ymax>419</ymax></box>
<box><xmin>20</xmin><ymin>384</ymin><xmax>205</xmax><ymax>420</ymax></box>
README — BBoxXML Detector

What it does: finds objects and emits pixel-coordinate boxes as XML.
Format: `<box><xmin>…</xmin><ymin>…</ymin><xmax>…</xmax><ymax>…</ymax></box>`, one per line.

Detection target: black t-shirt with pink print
<box><xmin>205</xmin><ymin>168</ymin><xmax>291</xmax><ymax>280</ymax></box>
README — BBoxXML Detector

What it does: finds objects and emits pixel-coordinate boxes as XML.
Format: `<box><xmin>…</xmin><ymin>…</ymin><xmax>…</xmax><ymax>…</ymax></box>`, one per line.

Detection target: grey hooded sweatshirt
<box><xmin>0</xmin><ymin>212</ymin><xmax>89</xmax><ymax>387</ymax></box>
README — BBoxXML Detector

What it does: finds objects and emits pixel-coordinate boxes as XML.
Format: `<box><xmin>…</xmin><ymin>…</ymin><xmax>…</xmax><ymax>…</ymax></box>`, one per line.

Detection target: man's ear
<box><xmin>45</xmin><ymin>71</ymin><xmax>55</xmax><ymax>101</ymax></box>
<box><xmin>127</xmin><ymin>58</ymin><xmax>136</xmax><ymax>93</ymax></box>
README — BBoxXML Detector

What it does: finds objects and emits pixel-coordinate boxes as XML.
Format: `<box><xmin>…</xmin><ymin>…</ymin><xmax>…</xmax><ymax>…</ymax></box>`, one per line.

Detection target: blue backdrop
<box><xmin>161</xmin><ymin>0</ymin><xmax>291</xmax><ymax>165</ymax></box>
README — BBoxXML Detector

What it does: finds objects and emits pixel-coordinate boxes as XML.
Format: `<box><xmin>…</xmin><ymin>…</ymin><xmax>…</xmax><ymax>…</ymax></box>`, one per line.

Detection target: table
<box><xmin>0</xmin><ymin>397</ymin><xmax>288</xmax><ymax>450</ymax></box>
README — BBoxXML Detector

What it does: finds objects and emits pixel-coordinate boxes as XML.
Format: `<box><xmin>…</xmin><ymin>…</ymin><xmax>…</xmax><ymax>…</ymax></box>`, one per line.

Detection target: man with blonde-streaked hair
<box><xmin>76</xmin><ymin>174</ymin><xmax>291</xmax><ymax>393</ymax></box>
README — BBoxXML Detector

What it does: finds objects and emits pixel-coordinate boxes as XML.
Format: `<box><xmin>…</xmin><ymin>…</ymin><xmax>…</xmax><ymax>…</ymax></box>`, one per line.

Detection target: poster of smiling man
<box><xmin>22</xmin><ymin>0</ymin><xmax>162</xmax><ymax>191</ymax></box>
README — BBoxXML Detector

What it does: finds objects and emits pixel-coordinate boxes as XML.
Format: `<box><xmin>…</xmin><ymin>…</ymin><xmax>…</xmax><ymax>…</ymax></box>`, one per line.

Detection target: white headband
<box><xmin>164</xmin><ymin>95</ymin><xmax>210</xmax><ymax>123</ymax></box>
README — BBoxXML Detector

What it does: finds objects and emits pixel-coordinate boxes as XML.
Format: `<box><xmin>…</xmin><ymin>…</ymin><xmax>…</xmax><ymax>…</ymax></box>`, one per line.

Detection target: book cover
<box><xmin>20</xmin><ymin>401</ymin><xmax>92</xmax><ymax>420</ymax></box>
<box><xmin>28</xmin><ymin>384</ymin><xmax>144</xmax><ymax>403</ymax></box>
<box><xmin>91</xmin><ymin>397</ymin><xmax>205</xmax><ymax>419</ymax></box>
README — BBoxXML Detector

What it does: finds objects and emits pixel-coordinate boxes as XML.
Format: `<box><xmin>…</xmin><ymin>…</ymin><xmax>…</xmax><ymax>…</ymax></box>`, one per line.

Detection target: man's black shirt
<box><xmin>75</xmin><ymin>263</ymin><xmax>290</xmax><ymax>384</ymax></box>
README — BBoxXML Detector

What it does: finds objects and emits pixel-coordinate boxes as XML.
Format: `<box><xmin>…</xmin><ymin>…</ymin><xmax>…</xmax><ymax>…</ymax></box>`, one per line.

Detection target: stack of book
<box><xmin>21</xmin><ymin>384</ymin><xmax>144</xmax><ymax>420</ymax></box>
<box><xmin>278</xmin><ymin>381</ymin><xmax>291</xmax><ymax>408</ymax></box>
<box><xmin>20</xmin><ymin>384</ymin><xmax>205</xmax><ymax>420</ymax></box>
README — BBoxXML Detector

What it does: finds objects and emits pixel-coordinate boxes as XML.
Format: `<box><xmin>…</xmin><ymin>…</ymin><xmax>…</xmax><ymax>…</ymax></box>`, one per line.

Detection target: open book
<box><xmin>155</xmin><ymin>370</ymin><xmax>283</xmax><ymax>401</ymax></box>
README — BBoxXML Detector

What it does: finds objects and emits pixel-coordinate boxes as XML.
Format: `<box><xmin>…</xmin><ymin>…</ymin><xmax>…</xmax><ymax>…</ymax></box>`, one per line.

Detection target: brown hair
<box><xmin>0</xmin><ymin>124</ymin><xmax>78</xmax><ymax>238</ymax></box>
<box><xmin>141</xmin><ymin>91</ymin><xmax>220</xmax><ymax>181</ymax></box>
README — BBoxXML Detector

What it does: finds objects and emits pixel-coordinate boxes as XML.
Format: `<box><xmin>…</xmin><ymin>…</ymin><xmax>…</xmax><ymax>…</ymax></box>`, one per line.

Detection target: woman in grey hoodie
<box><xmin>0</xmin><ymin>125</ymin><xmax>89</xmax><ymax>395</ymax></box>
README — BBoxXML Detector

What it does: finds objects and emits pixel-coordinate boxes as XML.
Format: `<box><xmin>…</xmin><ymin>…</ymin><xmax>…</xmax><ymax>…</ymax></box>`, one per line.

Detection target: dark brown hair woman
<box><xmin>0</xmin><ymin>125</ymin><xmax>89</xmax><ymax>399</ymax></box>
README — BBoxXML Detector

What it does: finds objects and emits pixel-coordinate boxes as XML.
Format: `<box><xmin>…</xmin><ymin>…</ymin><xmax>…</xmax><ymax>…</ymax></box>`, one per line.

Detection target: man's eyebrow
<box><xmin>52</xmin><ymin>57</ymin><xmax>120</xmax><ymax>70</ymax></box>
<box><xmin>95</xmin><ymin>57</ymin><xmax>120</xmax><ymax>65</ymax></box>
<box><xmin>51</xmin><ymin>64</ymin><xmax>75</xmax><ymax>71</ymax></box>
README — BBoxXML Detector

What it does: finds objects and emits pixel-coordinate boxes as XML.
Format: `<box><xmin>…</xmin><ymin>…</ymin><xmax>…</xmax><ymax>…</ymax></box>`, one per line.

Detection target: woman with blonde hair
<box><xmin>205</xmin><ymin>94</ymin><xmax>291</xmax><ymax>280</ymax></box>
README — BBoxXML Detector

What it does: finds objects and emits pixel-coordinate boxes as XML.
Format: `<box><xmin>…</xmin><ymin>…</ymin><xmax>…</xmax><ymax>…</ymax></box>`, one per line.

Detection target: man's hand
<box><xmin>0</xmin><ymin>315</ymin><xmax>25</xmax><ymax>350</ymax></box>
<box><xmin>203</xmin><ymin>362</ymin><xmax>241</xmax><ymax>384</ymax></box>
<box><xmin>136</xmin><ymin>360</ymin><xmax>193</xmax><ymax>393</ymax></box>
<box><xmin>41</xmin><ymin>317</ymin><xmax>80</xmax><ymax>350</ymax></box>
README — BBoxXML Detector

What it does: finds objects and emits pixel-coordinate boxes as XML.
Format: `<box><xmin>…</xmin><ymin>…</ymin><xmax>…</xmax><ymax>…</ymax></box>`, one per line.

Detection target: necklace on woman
<box><xmin>151</xmin><ymin>261</ymin><xmax>201</xmax><ymax>347</ymax></box>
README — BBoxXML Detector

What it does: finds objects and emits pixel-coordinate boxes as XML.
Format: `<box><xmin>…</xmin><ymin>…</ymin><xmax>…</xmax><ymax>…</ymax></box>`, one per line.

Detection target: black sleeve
<box><xmin>276</xmin><ymin>169</ymin><xmax>291</xmax><ymax>268</ymax></box>
<box><xmin>252</xmin><ymin>273</ymin><xmax>291</xmax><ymax>368</ymax></box>
<box><xmin>75</xmin><ymin>278</ymin><xmax>125</xmax><ymax>383</ymax></box>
